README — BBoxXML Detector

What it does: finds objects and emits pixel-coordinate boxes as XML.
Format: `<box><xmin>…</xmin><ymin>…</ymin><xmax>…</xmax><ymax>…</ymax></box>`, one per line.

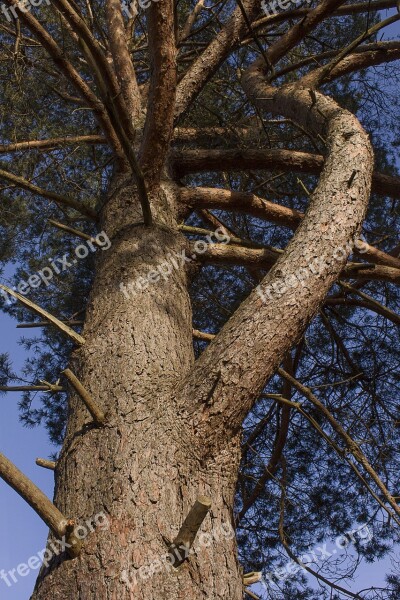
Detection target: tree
<box><xmin>0</xmin><ymin>0</ymin><xmax>399</xmax><ymax>597</ymax></box>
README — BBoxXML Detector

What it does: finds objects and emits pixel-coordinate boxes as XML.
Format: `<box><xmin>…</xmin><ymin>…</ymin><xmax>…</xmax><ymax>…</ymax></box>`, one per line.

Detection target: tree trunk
<box><xmin>30</xmin><ymin>175</ymin><xmax>243</xmax><ymax>600</ymax></box>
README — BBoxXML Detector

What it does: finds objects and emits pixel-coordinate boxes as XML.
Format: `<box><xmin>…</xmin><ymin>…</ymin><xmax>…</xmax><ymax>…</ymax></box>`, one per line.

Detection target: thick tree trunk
<box><xmin>30</xmin><ymin>176</ymin><xmax>243</xmax><ymax>600</ymax></box>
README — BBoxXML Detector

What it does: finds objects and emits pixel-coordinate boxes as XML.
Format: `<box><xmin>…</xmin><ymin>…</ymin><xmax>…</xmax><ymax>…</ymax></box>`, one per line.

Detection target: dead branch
<box><xmin>0</xmin><ymin>452</ymin><xmax>81</xmax><ymax>555</ymax></box>
<box><xmin>62</xmin><ymin>369</ymin><xmax>106</xmax><ymax>425</ymax></box>
<box><xmin>0</xmin><ymin>168</ymin><xmax>97</xmax><ymax>220</ymax></box>
<box><xmin>0</xmin><ymin>284</ymin><xmax>86</xmax><ymax>346</ymax></box>
<box><xmin>169</xmin><ymin>496</ymin><xmax>212</xmax><ymax>567</ymax></box>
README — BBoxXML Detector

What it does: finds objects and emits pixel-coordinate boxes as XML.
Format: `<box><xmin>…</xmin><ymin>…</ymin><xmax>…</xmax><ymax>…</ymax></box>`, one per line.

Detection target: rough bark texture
<box><xmin>174</xmin><ymin>82</ymin><xmax>373</xmax><ymax>456</ymax></box>
<box><xmin>30</xmin><ymin>178</ymin><xmax>243</xmax><ymax>600</ymax></box>
<box><xmin>3</xmin><ymin>0</ymin><xmax>395</xmax><ymax>596</ymax></box>
<box><xmin>30</xmin><ymin>40</ymin><xmax>374</xmax><ymax>600</ymax></box>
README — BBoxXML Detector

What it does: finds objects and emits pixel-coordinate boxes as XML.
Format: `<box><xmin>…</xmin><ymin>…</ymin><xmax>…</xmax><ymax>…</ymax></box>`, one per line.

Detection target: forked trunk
<box><xmin>30</xmin><ymin>176</ymin><xmax>244</xmax><ymax>600</ymax></box>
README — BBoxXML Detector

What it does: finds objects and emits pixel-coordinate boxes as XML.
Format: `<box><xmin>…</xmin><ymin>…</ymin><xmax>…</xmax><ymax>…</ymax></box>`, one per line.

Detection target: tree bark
<box><xmin>30</xmin><ymin>176</ymin><xmax>243</xmax><ymax>600</ymax></box>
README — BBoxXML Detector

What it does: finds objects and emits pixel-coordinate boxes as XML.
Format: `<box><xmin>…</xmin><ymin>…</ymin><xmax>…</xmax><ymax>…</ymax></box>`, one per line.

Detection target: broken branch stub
<box><xmin>36</xmin><ymin>458</ymin><xmax>57</xmax><ymax>470</ymax></box>
<box><xmin>62</xmin><ymin>368</ymin><xmax>106</xmax><ymax>425</ymax></box>
<box><xmin>169</xmin><ymin>495</ymin><xmax>212</xmax><ymax>567</ymax></box>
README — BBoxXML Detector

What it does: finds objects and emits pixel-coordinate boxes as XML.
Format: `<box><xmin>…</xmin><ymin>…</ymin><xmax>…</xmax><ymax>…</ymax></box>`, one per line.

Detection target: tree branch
<box><xmin>50</xmin><ymin>0</ymin><xmax>152</xmax><ymax>226</ymax></box>
<box><xmin>4</xmin><ymin>0</ymin><xmax>124</xmax><ymax>160</ymax></box>
<box><xmin>62</xmin><ymin>368</ymin><xmax>106</xmax><ymax>425</ymax></box>
<box><xmin>174</xmin><ymin>0</ymin><xmax>260</xmax><ymax>122</ymax></box>
<box><xmin>328</xmin><ymin>299</ymin><xmax>400</xmax><ymax>330</ymax></box>
<box><xmin>278</xmin><ymin>368</ymin><xmax>400</xmax><ymax>522</ymax></box>
<box><xmin>177</xmin><ymin>25</ymin><xmax>374</xmax><ymax>457</ymax></box>
<box><xmin>168</xmin><ymin>496</ymin><xmax>212</xmax><ymax>567</ymax></box>
<box><xmin>180</xmin><ymin>186</ymin><xmax>400</xmax><ymax>269</ymax></box>
<box><xmin>0</xmin><ymin>284</ymin><xmax>86</xmax><ymax>346</ymax></box>
<box><xmin>252</xmin><ymin>0</ymin><xmax>399</xmax><ymax>34</ymax></box>
<box><xmin>299</xmin><ymin>18</ymin><xmax>400</xmax><ymax>87</ymax></box>
<box><xmin>194</xmin><ymin>243</ymin><xmax>400</xmax><ymax>283</ymax></box>
<box><xmin>261</xmin><ymin>0</ymin><xmax>347</xmax><ymax>69</ymax></box>
<box><xmin>36</xmin><ymin>458</ymin><xmax>57</xmax><ymax>470</ymax></box>
<box><xmin>0</xmin><ymin>135</ymin><xmax>106</xmax><ymax>153</ymax></box>
<box><xmin>0</xmin><ymin>452</ymin><xmax>81</xmax><ymax>554</ymax></box>
<box><xmin>139</xmin><ymin>0</ymin><xmax>177</xmax><ymax>187</ymax></box>
<box><xmin>271</xmin><ymin>40</ymin><xmax>400</xmax><ymax>83</ymax></box>
<box><xmin>0</xmin><ymin>168</ymin><xmax>97</xmax><ymax>219</ymax></box>
<box><xmin>105</xmin><ymin>0</ymin><xmax>142</xmax><ymax>123</ymax></box>
<box><xmin>239</xmin><ymin>357</ymin><xmax>293</xmax><ymax>521</ymax></box>
<box><xmin>278</xmin><ymin>461</ymin><xmax>365</xmax><ymax>599</ymax></box>
<box><xmin>0</xmin><ymin>384</ymin><xmax>64</xmax><ymax>392</ymax></box>
<box><xmin>171</xmin><ymin>149</ymin><xmax>400</xmax><ymax>199</ymax></box>
<box><xmin>179</xmin><ymin>0</ymin><xmax>206</xmax><ymax>43</ymax></box>
<box><xmin>337</xmin><ymin>281</ymin><xmax>400</xmax><ymax>325</ymax></box>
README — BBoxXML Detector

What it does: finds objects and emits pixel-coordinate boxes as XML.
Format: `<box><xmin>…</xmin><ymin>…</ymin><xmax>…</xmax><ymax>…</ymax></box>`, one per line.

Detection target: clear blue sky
<box><xmin>0</xmin><ymin>310</ymin><xmax>54</xmax><ymax>599</ymax></box>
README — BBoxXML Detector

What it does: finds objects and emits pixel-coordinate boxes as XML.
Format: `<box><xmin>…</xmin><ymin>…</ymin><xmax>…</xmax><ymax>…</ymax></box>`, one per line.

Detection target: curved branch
<box><xmin>177</xmin><ymin>80</ymin><xmax>373</xmax><ymax>457</ymax></box>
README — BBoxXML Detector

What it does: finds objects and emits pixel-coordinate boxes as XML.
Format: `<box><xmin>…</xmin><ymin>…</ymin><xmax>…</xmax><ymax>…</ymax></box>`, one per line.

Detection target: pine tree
<box><xmin>0</xmin><ymin>0</ymin><xmax>399</xmax><ymax>598</ymax></box>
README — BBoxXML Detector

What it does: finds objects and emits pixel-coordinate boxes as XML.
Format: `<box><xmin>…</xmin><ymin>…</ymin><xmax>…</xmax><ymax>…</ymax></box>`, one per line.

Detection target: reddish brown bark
<box><xmin>1</xmin><ymin>0</ymin><xmax>398</xmax><ymax>598</ymax></box>
<box><xmin>139</xmin><ymin>0</ymin><xmax>177</xmax><ymax>185</ymax></box>
<box><xmin>171</xmin><ymin>148</ymin><xmax>400</xmax><ymax>199</ymax></box>
<box><xmin>30</xmin><ymin>178</ymin><xmax>243</xmax><ymax>600</ymax></box>
<box><xmin>106</xmin><ymin>0</ymin><xmax>142</xmax><ymax>123</ymax></box>
<box><xmin>180</xmin><ymin>187</ymin><xmax>400</xmax><ymax>270</ymax></box>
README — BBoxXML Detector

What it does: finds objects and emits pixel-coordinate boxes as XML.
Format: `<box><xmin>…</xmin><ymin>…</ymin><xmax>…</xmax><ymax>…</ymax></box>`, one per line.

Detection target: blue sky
<box><xmin>0</xmin><ymin>310</ymin><xmax>54</xmax><ymax>599</ymax></box>
<box><xmin>0</xmin><ymin>305</ymin><xmax>395</xmax><ymax>598</ymax></box>
<box><xmin>0</xmin><ymin>6</ymin><xmax>399</xmax><ymax>600</ymax></box>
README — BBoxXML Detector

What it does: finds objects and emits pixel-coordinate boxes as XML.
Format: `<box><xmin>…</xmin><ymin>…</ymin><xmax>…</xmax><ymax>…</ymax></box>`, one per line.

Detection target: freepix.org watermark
<box><xmin>261</xmin><ymin>0</ymin><xmax>313</xmax><ymax>17</ymax></box>
<box><xmin>119</xmin><ymin>227</ymin><xmax>231</xmax><ymax>299</ymax></box>
<box><xmin>0</xmin><ymin>0</ymin><xmax>50</xmax><ymax>22</ymax></box>
<box><xmin>0</xmin><ymin>0</ymin><xmax>157</xmax><ymax>22</ymax></box>
<box><xmin>0</xmin><ymin>231</ymin><xmax>111</xmax><ymax>306</ymax></box>
<box><xmin>255</xmin><ymin>234</ymin><xmax>368</xmax><ymax>304</ymax></box>
<box><xmin>121</xmin><ymin>521</ymin><xmax>235</xmax><ymax>590</ymax></box>
<box><xmin>261</xmin><ymin>523</ymin><xmax>373</xmax><ymax>587</ymax></box>
<box><xmin>0</xmin><ymin>512</ymin><xmax>109</xmax><ymax>588</ymax></box>
<box><xmin>121</xmin><ymin>0</ymin><xmax>159</xmax><ymax>17</ymax></box>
